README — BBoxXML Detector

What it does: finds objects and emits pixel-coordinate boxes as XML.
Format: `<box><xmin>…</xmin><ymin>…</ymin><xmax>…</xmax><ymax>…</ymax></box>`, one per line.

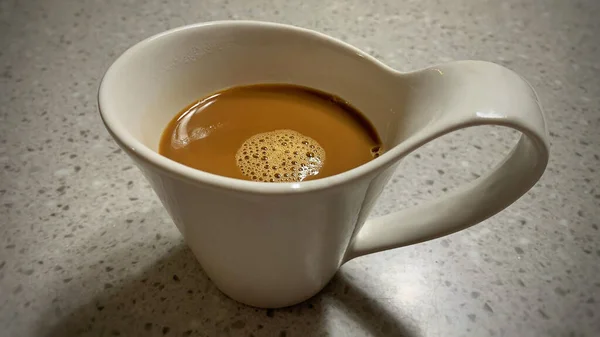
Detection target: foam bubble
<box><xmin>235</xmin><ymin>130</ymin><xmax>325</xmax><ymax>182</ymax></box>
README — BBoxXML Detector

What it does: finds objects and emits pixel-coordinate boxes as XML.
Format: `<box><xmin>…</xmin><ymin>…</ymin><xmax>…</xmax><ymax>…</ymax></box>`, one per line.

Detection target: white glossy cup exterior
<box><xmin>99</xmin><ymin>21</ymin><xmax>549</xmax><ymax>308</ymax></box>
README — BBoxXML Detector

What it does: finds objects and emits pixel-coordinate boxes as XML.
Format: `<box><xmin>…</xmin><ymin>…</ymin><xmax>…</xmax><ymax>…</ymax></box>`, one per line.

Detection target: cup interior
<box><xmin>99</xmin><ymin>21</ymin><xmax>410</xmax><ymax>157</ymax></box>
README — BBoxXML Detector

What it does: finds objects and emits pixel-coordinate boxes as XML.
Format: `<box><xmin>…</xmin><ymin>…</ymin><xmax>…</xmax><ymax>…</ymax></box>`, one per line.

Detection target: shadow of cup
<box><xmin>41</xmin><ymin>241</ymin><xmax>418</xmax><ymax>337</ymax></box>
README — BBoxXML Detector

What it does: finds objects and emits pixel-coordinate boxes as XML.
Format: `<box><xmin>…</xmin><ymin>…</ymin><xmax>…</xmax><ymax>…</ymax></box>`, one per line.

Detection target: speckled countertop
<box><xmin>1</xmin><ymin>0</ymin><xmax>599</xmax><ymax>336</ymax></box>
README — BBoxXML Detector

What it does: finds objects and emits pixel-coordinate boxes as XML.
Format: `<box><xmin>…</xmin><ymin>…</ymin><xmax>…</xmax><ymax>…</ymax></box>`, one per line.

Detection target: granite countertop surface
<box><xmin>1</xmin><ymin>0</ymin><xmax>599</xmax><ymax>336</ymax></box>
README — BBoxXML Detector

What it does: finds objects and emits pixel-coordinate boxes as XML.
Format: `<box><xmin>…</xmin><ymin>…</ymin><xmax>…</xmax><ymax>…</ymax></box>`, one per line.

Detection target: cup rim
<box><xmin>98</xmin><ymin>20</ymin><xmax>399</xmax><ymax>194</ymax></box>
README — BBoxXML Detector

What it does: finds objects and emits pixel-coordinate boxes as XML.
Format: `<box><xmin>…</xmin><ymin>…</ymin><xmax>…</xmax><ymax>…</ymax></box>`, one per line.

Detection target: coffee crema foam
<box><xmin>235</xmin><ymin>129</ymin><xmax>326</xmax><ymax>182</ymax></box>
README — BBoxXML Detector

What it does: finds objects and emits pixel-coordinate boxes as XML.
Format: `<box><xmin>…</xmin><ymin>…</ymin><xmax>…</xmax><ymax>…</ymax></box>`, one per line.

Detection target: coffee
<box><xmin>159</xmin><ymin>84</ymin><xmax>383</xmax><ymax>182</ymax></box>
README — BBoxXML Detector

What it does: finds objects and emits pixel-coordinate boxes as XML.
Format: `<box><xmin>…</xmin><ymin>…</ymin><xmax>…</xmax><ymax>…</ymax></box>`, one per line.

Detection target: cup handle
<box><xmin>344</xmin><ymin>61</ymin><xmax>550</xmax><ymax>262</ymax></box>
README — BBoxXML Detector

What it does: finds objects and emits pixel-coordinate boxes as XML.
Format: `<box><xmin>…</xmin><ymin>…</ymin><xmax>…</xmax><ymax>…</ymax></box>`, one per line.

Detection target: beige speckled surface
<box><xmin>1</xmin><ymin>0</ymin><xmax>599</xmax><ymax>336</ymax></box>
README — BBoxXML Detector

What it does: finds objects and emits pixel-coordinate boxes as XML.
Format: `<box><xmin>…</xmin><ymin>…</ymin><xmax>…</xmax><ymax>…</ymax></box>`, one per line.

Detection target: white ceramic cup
<box><xmin>99</xmin><ymin>21</ymin><xmax>549</xmax><ymax>308</ymax></box>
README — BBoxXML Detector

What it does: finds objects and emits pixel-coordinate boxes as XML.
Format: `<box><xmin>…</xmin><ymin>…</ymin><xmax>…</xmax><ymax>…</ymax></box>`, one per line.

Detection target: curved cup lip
<box><xmin>98</xmin><ymin>20</ymin><xmax>402</xmax><ymax>195</ymax></box>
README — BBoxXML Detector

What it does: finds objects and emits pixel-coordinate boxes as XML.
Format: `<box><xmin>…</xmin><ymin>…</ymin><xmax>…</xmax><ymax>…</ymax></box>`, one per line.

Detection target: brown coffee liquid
<box><xmin>159</xmin><ymin>84</ymin><xmax>383</xmax><ymax>182</ymax></box>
